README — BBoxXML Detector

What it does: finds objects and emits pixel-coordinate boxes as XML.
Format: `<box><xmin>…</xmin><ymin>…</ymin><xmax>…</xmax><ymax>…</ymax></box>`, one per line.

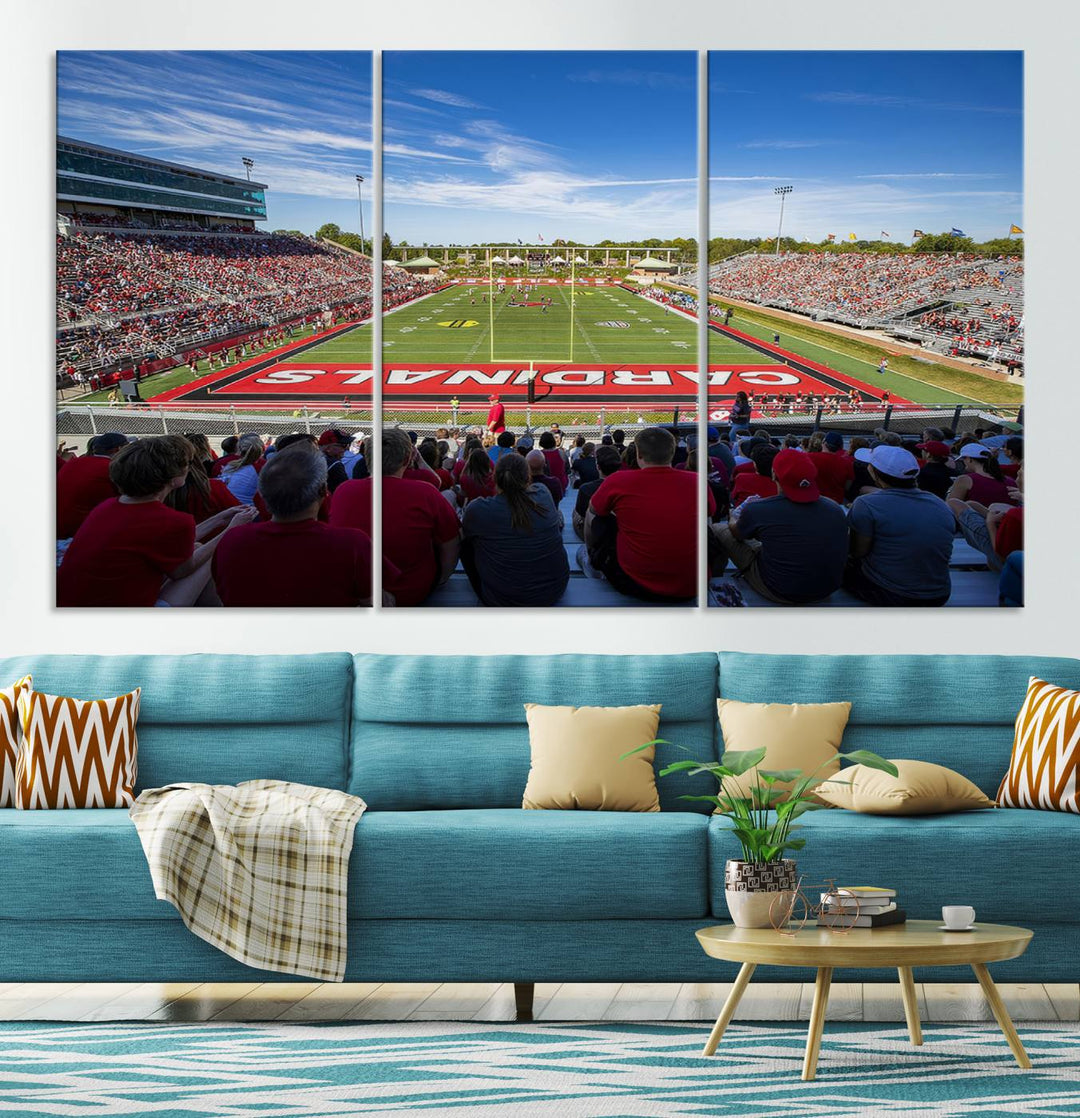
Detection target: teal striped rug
<box><xmin>1</xmin><ymin>1020</ymin><xmax>1077</xmax><ymax>1115</ymax></box>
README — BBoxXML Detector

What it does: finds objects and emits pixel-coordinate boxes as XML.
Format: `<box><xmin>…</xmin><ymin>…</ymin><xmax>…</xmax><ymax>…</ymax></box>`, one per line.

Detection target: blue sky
<box><xmin>383</xmin><ymin>51</ymin><xmax>697</xmax><ymax>244</ymax></box>
<box><xmin>709</xmin><ymin>52</ymin><xmax>1023</xmax><ymax>242</ymax></box>
<box><xmin>57</xmin><ymin>51</ymin><xmax>373</xmax><ymax>232</ymax></box>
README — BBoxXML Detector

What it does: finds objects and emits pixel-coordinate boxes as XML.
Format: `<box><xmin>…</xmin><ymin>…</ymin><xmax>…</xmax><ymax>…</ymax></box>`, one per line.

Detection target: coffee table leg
<box><xmin>801</xmin><ymin>966</ymin><xmax>833</xmax><ymax>1081</ymax></box>
<box><xmin>702</xmin><ymin>961</ymin><xmax>756</xmax><ymax>1056</ymax></box>
<box><xmin>898</xmin><ymin>966</ymin><xmax>923</xmax><ymax>1046</ymax></box>
<box><xmin>972</xmin><ymin>963</ymin><xmax>1031</xmax><ymax>1069</ymax></box>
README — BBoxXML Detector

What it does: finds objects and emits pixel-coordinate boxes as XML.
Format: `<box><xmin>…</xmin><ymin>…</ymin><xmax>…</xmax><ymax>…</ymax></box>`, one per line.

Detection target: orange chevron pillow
<box><xmin>15</xmin><ymin>687</ymin><xmax>140</xmax><ymax>809</ymax></box>
<box><xmin>1</xmin><ymin>676</ymin><xmax>32</xmax><ymax>808</ymax></box>
<box><xmin>997</xmin><ymin>677</ymin><xmax>1080</xmax><ymax>814</ymax></box>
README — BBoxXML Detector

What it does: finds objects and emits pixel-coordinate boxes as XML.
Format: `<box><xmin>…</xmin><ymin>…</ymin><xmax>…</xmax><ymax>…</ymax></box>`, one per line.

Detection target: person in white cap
<box><xmin>846</xmin><ymin>445</ymin><xmax>956</xmax><ymax>606</ymax></box>
<box><xmin>946</xmin><ymin>443</ymin><xmax>1015</xmax><ymax>510</ymax></box>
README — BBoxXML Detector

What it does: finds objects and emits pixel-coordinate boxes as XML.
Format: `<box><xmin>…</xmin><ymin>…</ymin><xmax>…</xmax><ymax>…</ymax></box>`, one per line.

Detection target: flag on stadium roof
<box><xmin>826</xmin><ymin>233</ymin><xmax>836</xmax><ymax>242</ymax></box>
<box><xmin>1010</xmin><ymin>224</ymin><xmax>1024</xmax><ymax>234</ymax></box>
<box><xmin>538</xmin><ymin>234</ymin><xmax>544</xmax><ymax>241</ymax></box>
<box><xmin>951</xmin><ymin>227</ymin><xmax>966</xmax><ymax>237</ymax></box>
<box><xmin>848</xmin><ymin>233</ymin><xmax>857</xmax><ymax>241</ymax></box>
<box><xmin>881</xmin><ymin>231</ymin><xmax>890</xmax><ymax>239</ymax></box>
<box><xmin>913</xmin><ymin>229</ymin><xmax>925</xmax><ymax>239</ymax></box>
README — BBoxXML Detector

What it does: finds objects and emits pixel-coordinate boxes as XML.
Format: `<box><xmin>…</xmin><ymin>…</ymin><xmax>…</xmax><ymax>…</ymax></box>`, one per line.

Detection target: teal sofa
<box><xmin>1</xmin><ymin>651</ymin><xmax>1076</xmax><ymax>1017</ymax></box>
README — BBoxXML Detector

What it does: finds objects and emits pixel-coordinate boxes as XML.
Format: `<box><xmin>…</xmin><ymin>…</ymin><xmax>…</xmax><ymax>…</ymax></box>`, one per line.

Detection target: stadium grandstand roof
<box><xmin>633</xmin><ymin>256</ymin><xmax>678</xmax><ymax>271</ymax></box>
<box><xmin>57</xmin><ymin>136</ymin><xmax>268</xmax><ymax>224</ymax></box>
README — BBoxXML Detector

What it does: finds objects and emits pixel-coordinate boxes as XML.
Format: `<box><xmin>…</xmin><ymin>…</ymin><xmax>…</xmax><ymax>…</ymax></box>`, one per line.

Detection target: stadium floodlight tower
<box><xmin>355</xmin><ymin>175</ymin><xmax>366</xmax><ymax>250</ymax></box>
<box><xmin>774</xmin><ymin>185</ymin><xmax>793</xmax><ymax>255</ymax></box>
<box><xmin>241</xmin><ymin>156</ymin><xmax>255</xmax><ymax>181</ymax></box>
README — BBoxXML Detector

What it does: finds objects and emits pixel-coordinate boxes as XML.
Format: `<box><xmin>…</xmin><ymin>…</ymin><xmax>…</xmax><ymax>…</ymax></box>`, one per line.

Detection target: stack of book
<box><xmin>817</xmin><ymin>886</ymin><xmax>906</xmax><ymax>929</ymax></box>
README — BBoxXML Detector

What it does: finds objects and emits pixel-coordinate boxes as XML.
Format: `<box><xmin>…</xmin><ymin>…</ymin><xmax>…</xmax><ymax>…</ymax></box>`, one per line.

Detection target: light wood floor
<box><xmin>1</xmin><ymin>982</ymin><xmax>1076</xmax><ymax>1024</ymax></box>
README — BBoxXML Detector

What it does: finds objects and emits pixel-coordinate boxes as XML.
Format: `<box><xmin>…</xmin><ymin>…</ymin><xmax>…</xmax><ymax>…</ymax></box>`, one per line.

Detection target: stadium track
<box><xmin>148</xmin><ymin>320</ymin><xmax>371</xmax><ymax>405</ymax></box>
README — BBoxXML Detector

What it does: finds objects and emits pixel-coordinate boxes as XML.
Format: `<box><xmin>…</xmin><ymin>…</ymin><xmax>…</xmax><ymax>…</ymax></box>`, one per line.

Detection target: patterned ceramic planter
<box><xmin>724</xmin><ymin>859</ymin><xmax>798</xmax><ymax>929</ymax></box>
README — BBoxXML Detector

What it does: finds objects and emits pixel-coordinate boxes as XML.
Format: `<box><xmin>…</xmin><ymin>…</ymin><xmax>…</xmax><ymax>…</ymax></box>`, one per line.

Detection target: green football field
<box><xmin>377</xmin><ymin>283</ymin><xmax>698</xmax><ymax>364</ymax></box>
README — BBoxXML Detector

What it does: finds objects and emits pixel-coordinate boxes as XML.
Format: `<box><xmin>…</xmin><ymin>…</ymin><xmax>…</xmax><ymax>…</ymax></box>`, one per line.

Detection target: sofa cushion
<box><xmin>351</xmin><ymin>653</ymin><xmax>719</xmax><ymax>811</ymax></box>
<box><xmin>0</xmin><ymin>654</ymin><xmax>353</xmax><ymax>792</ymax></box>
<box><xmin>349</xmin><ymin>809</ymin><xmax>709</xmax><ymax>920</ymax></box>
<box><xmin>1</xmin><ymin>806</ymin><xmax>709</xmax><ymax>923</ymax></box>
<box><xmin>0</xmin><ymin>809</ymin><xmax>163</xmax><ymax>920</ymax></box>
<box><xmin>707</xmin><ymin>808</ymin><xmax>1080</xmax><ymax>924</ymax></box>
<box><xmin>522</xmin><ymin>703</ymin><xmax>662</xmax><ymax>812</ymax></box>
<box><xmin>718</xmin><ymin>653</ymin><xmax>1080</xmax><ymax>797</ymax></box>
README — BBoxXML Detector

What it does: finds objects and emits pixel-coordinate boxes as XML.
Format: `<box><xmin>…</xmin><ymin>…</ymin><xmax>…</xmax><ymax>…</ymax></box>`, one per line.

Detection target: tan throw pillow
<box><xmin>1</xmin><ymin>676</ymin><xmax>32</xmax><ymax>808</ymax></box>
<box><xmin>816</xmin><ymin>759</ymin><xmax>994</xmax><ymax>815</ymax></box>
<box><xmin>16</xmin><ymin>687</ymin><xmax>140</xmax><ymax>809</ymax></box>
<box><xmin>997</xmin><ymin>677</ymin><xmax>1080</xmax><ymax>813</ymax></box>
<box><xmin>716</xmin><ymin>698</ymin><xmax>851</xmax><ymax>803</ymax></box>
<box><xmin>522</xmin><ymin>703</ymin><xmax>662</xmax><ymax>811</ymax></box>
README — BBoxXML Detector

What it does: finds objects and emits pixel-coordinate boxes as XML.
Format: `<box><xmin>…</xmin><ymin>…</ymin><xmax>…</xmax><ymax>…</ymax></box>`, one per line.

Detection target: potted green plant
<box><xmin>624</xmin><ymin>743</ymin><xmax>898</xmax><ymax>928</ymax></box>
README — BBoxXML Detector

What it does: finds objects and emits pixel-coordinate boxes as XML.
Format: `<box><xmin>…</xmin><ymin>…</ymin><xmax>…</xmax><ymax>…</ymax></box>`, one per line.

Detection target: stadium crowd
<box><xmin>56</xmin><ymin>227</ymin><xmax>438</xmax><ymax>382</ymax></box>
<box><xmin>706</xmin><ymin>405</ymin><xmax>1023</xmax><ymax>607</ymax></box>
<box><xmin>54</xmin><ymin>415</ymin><xmax>707</xmax><ymax>608</ymax></box>
<box><xmin>708</xmin><ymin>252</ymin><xmax>1024</xmax><ymax>363</ymax></box>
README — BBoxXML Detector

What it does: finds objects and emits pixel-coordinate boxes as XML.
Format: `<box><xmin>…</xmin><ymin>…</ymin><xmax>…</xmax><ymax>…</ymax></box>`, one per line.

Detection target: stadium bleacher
<box><xmin>708</xmin><ymin>252</ymin><xmax>1024</xmax><ymax>366</ymax></box>
<box><xmin>56</xmin><ymin>229</ymin><xmax>377</xmax><ymax>377</ymax></box>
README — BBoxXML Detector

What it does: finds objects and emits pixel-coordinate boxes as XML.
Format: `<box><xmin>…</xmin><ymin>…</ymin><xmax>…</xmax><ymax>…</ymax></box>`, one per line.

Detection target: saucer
<box><xmin>938</xmin><ymin>924</ymin><xmax>976</xmax><ymax>932</ymax></box>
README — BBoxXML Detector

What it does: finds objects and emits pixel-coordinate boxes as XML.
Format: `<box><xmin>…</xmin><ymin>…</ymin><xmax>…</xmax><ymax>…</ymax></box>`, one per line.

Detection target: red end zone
<box><xmin>198</xmin><ymin>362</ymin><xmax>861</xmax><ymax>403</ymax></box>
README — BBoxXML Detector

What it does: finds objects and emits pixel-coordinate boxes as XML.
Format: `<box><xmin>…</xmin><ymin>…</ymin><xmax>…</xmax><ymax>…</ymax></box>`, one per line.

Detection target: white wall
<box><xmin>2</xmin><ymin>0</ymin><xmax>1077</xmax><ymax>659</ymax></box>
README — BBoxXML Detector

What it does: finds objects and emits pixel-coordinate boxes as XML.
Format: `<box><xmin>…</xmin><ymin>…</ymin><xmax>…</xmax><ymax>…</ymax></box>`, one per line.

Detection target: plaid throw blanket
<box><xmin>129</xmin><ymin>780</ymin><xmax>366</xmax><ymax>982</ymax></box>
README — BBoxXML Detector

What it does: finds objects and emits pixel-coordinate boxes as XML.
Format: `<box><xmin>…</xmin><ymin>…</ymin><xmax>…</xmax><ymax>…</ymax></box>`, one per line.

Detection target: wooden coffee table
<box><xmin>696</xmin><ymin>920</ymin><xmax>1033</xmax><ymax>1080</ymax></box>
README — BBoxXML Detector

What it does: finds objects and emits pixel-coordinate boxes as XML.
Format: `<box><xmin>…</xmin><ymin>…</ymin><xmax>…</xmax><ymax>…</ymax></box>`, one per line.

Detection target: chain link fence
<box><xmin>56</xmin><ymin>401</ymin><xmax>1019</xmax><ymax>448</ymax></box>
<box><xmin>56</xmin><ymin>405</ymin><xmax>374</xmax><ymax>441</ymax></box>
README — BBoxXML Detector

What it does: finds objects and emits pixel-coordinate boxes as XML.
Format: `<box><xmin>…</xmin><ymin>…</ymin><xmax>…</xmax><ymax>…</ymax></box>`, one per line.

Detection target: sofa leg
<box><xmin>514</xmin><ymin>982</ymin><xmax>535</xmax><ymax>1022</ymax></box>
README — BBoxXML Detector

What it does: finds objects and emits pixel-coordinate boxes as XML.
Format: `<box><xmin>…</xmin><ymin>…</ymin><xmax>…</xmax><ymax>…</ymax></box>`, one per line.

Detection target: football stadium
<box><xmin>54</xmin><ymin>48</ymin><xmax>1023</xmax><ymax>611</ymax></box>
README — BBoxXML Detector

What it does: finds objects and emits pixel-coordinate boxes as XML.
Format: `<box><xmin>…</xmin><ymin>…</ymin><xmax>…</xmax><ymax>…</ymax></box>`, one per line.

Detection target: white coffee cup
<box><xmin>942</xmin><ymin>905</ymin><xmax>976</xmax><ymax>929</ymax></box>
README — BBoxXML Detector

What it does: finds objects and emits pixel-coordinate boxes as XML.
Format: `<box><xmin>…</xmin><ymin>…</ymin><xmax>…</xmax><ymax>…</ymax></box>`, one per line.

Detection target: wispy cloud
<box><xmin>858</xmin><ymin>172</ymin><xmax>1002</xmax><ymax>180</ymax></box>
<box><xmin>740</xmin><ymin>139</ymin><xmax>836</xmax><ymax>150</ymax></box>
<box><xmin>412</xmin><ymin>87</ymin><xmax>488</xmax><ymax>109</ymax></box>
<box><xmin>806</xmin><ymin>90</ymin><xmax>1021</xmax><ymax>115</ymax></box>
<box><xmin>567</xmin><ymin>67</ymin><xmax>694</xmax><ymax>91</ymax></box>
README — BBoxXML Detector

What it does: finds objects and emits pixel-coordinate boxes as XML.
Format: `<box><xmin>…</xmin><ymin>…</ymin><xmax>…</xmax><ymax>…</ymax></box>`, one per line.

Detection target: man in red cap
<box><xmin>711</xmin><ymin>448</ymin><xmax>848</xmax><ymax>604</ymax></box>
<box><xmin>486</xmin><ymin>394</ymin><xmax>506</xmax><ymax>436</ymax></box>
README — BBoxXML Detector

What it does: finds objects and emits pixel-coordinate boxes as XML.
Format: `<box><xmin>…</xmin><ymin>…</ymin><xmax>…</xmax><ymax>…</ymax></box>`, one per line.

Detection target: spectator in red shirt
<box><xmin>213</xmin><ymin>442</ymin><xmax>377</xmax><ymax>607</ymax></box>
<box><xmin>730</xmin><ymin>443</ymin><xmax>779</xmax><ymax>508</ymax></box>
<box><xmin>807</xmin><ymin>431</ymin><xmax>855</xmax><ymax>504</ymax></box>
<box><xmin>459</xmin><ymin>447</ymin><xmax>496</xmax><ymax>505</ymax></box>
<box><xmin>165</xmin><ymin>439</ymin><xmax>241</xmax><ymax>526</ymax></box>
<box><xmin>58</xmin><ymin>435</ymin><xmax>255</xmax><ymax>607</ymax></box>
<box><xmin>56</xmin><ymin>431</ymin><xmax>128</xmax><ymax>539</ymax></box>
<box><xmin>486</xmin><ymin>394</ymin><xmax>506</xmax><ymax>435</ymax></box>
<box><xmin>331</xmin><ymin>427</ymin><xmax>460</xmax><ymax>606</ymax></box>
<box><xmin>210</xmin><ymin>435</ymin><xmax>240</xmax><ymax>477</ymax></box>
<box><xmin>585</xmin><ymin>426</ymin><xmax>713</xmax><ymax>602</ymax></box>
<box><xmin>526</xmin><ymin>449</ymin><xmax>564</xmax><ymax>507</ymax></box>
<box><xmin>538</xmin><ymin>430</ymin><xmax>569</xmax><ymax>489</ymax></box>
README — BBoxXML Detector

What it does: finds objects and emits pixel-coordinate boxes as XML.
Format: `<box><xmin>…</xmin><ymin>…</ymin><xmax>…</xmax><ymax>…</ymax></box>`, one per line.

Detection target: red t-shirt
<box><xmin>995</xmin><ymin>506</ymin><xmax>1023</xmax><ymax>559</ymax></box>
<box><xmin>331</xmin><ymin>476</ymin><xmax>460</xmax><ymax>606</ymax></box>
<box><xmin>542</xmin><ymin>448</ymin><xmax>568</xmax><ymax>488</ymax></box>
<box><xmin>730</xmin><ymin>473</ymin><xmax>779</xmax><ymax>508</ymax></box>
<box><xmin>179</xmin><ymin>478</ymin><xmax>241</xmax><ymax>525</ymax></box>
<box><xmin>210</xmin><ymin>453</ymin><xmax>239</xmax><ymax>477</ymax></box>
<box><xmin>57</xmin><ymin>498</ymin><xmax>195</xmax><ymax>607</ymax></box>
<box><xmin>56</xmin><ymin>455</ymin><xmax>117</xmax><ymax>539</ymax></box>
<box><xmin>590</xmin><ymin>466</ymin><xmax>714</xmax><ymax>599</ymax></box>
<box><xmin>213</xmin><ymin>519</ymin><xmax>374</xmax><ymax>606</ymax></box>
<box><xmin>807</xmin><ymin>451</ymin><xmax>855</xmax><ymax>504</ymax></box>
<box><xmin>487</xmin><ymin>403</ymin><xmax>506</xmax><ymax>433</ymax></box>
<box><xmin>403</xmin><ymin>467</ymin><xmax>441</xmax><ymax>489</ymax></box>
<box><xmin>460</xmin><ymin>471</ymin><xmax>496</xmax><ymax>502</ymax></box>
